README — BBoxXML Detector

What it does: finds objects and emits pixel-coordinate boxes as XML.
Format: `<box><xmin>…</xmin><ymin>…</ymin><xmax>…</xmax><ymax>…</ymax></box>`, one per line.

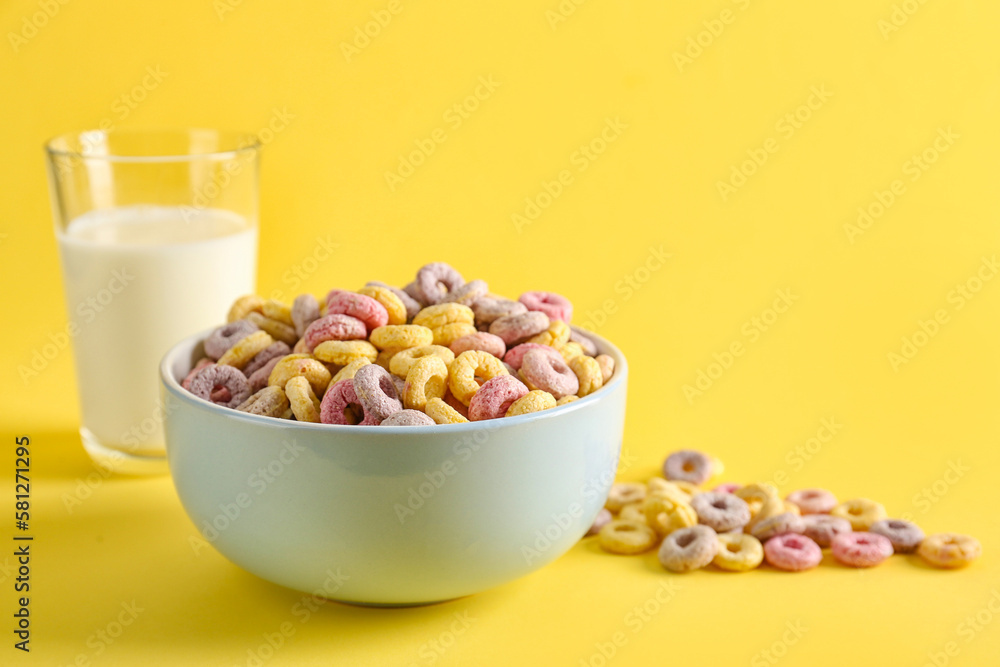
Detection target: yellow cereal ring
<box><xmin>217</xmin><ymin>331</ymin><xmax>274</xmax><ymax>369</ymax></box>
<box><xmin>569</xmin><ymin>355</ymin><xmax>603</xmax><ymax>397</ymax></box>
<box><xmin>917</xmin><ymin>533</ymin><xmax>982</xmax><ymax>568</ymax></box>
<box><xmin>227</xmin><ymin>294</ymin><xmax>265</xmax><ymax>323</ymax></box>
<box><xmin>293</xmin><ymin>337</ymin><xmax>310</xmax><ymax>354</ymax></box>
<box><xmin>247</xmin><ymin>311</ymin><xmax>298</xmax><ymax>345</ymax></box>
<box><xmin>598</xmin><ymin>520</ymin><xmax>657</xmax><ymax>555</ymax></box>
<box><xmin>330</xmin><ymin>357</ymin><xmax>371</xmax><ymax>385</ymax></box>
<box><xmin>595</xmin><ymin>354</ymin><xmax>615</xmax><ymax>383</ymax></box>
<box><xmin>389</xmin><ymin>345</ymin><xmax>455</xmax><ymax>378</ymax></box>
<box><xmin>714</xmin><ymin>533</ymin><xmax>764</xmax><ymax>572</ymax></box>
<box><xmin>370</xmin><ymin>325</ymin><xmax>434</xmax><ymax>350</ymax></box>
<box><xmin>745</xmin><ymin>496</ymin><xmax>788</xmax><ymax>534</ymax></box>
<box><xmin>644</xmin><ymin>495</ymin><xmax>698</xmax><ymax>536</ymax></box>
<box><xmin>375</xmin><ymin>347</ymin><xmax>403</xmax><ymax>371</ymax></box>
<box><xmin>431</xmin><ymin>322</ymin><xmax>477</xmax><ymax>346</ymax></box>
<box><xmin>413</xmin><ymin>303</ymin><xmax>474</xmax><ymax>330</ymax></box>
<box><xmin>268</xmin><ymin>354</ymin><xmax>332</xmax><ymax>396</ymax></box>
<box><xmin>313</xmin><ymin>340</ymin><xmax>379</xmax><ymax>365</ymax></box>
<box><xmin>261</xmin><ymin>299</ymin><xmax>294</xmax><ymax>326</ymax></box>
<box><xmin>425</xmin><ymin>397</ymin><xmax>469</xmax><ymax>424</ymax></box>
<box><xmin>735</xmin><ymin>482</ymin><xmax>780</xmax><ymax>517</ymax></box>
<box><xmin>556</xmin><ymin>395</ymin><xmax>579</xmax><ymax>406</ymax></box>
<box><xmin>830</xmin><ymin>498</ymin><xmax>887</xmax><ymax>531</ymax></box>
<box><xmin>448</xmin><ymin>350</ymin><xmax>508</xmax><ymax>406</ymax></box>
<box><xmin>285</xmin><ymin>375</ymin><xmax>320</xmax><ymax>423</ymax></box>
<box><xmin>647</xmin><ymin>478</ymin><xmax>693</xmax><ymax>505</ymax></box>
<box><xmin>526</xmin><ymin>319</ymin><xmax>571</xmax><ymax>347</ymax></box>
<box><xmin>358</xmin><ymin>286</ymin><xmax>407</xmax><ymax>326</ymax></box>
<box><xmin>553</xmin><ymin>340</ymin><xmax>585</xmax><ymax>362</ymax></box>
<box><xmin>505</xmin><ymin>389</ymin><xmax>556</xmax><ymax>417</ymax></box>
<box><xmin>619</xmin><ymin>503</ymin><xmax>645</xmax><ymax>523</ymax></box>
<box><xmin>605</xmin><ymin>482</ymin><xmax>647</xmax><ymax>512</ymax></box>
<box><xmin>403</xmin><ymin>356</ymin><xmax>449</xmax><ymax>410</ymax></box>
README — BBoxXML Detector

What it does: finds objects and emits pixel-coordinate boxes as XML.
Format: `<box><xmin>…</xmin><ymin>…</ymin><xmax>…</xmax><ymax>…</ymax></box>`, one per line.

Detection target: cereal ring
<box><xmin>389</xmin><ymin>345</ymin><xmax>455</xmax><ymax>378</ymax></box>
<box><xmin>599</xmin><ymin>520</ymin><xmax>657</xmax><ymax>555</ymax></box>
<box><xmin>313</xmin><ymin>340</ymin><xmax>379</xmax><ymax>365</ymax></box>
<box><xmin>415</xmin><ymin>262</ymin><xmax>466</xmax><ymax>305</ymax></box>
<box><xmin>831</xmin><ymin>532</ymin><xmax>894</xmax><ymax>568</ymax></box>
<box><xmin>403</xmin><ymin>280</ymin><xmax>427</xmax><ymax>307</ymax></box>
<box><xmin>555</xmin><ymin>395</ymin><xmax>578</xmax><ymax>406</ymax></box>
<box><xmin>526</xmin><ymin>319</ymin><xmax>571</xmax><ymax>347</ymax></box>
<box><xmin>647</xmin><ymin>478</ymin><xmax>694</xmax><ymax>505</ymax></box>
<box><xmin>247</xmin><ymin>311</ymin><xmax>298</xmax><ymax>346</ymax></box>
<box><xmin>291</xmin><ymin>294</ymin><xmax>321</xmax><ymax>337</ymax></box>
<box><xmin>358</xmin><ymin>285</ymin><xmax>408</xmax><ymax>326</ymax></box>
<box><xmin>713</xmin><ymin>482</ymin><xmax>741</xmax><ymax>494</ymax></box>
<box><xmin>352</xmin><ymin>364</ymin><xmax>403</xmax><ymax>421</ymax></box>
<box><xmin>243</xmin><ymin>341</ymin><xmax>292</xmax><ymax>377</ymax></box>
<box><xmin>663</xmin><ymin>450</ymin><xmax>713</xmax><ymax>485</ymax></box>
<box><xmin>450</xmin><ymin>332</ymin><xmax>506</xmax><ymax>359</ymax></box>
<box><xmin>216</xmin><ymin>331</ymin><xmax>275</xmax><ymax>370</ymax></box>
<box><xmin>448</xmin><ymin>350</ymin><xmax>508</xmax><ymax>406</ymax></box>
<box><xmin>390</xmin><ymin>373</ymin><xmax>406</xmax><ymax>398</ymax></box>
<box><xmin>691</xmin><ymin>492</ymin><xmax>751</xmax><ymax>532</ymax></box>
<box><xmin>284</xmin><ymin>376</ymin><xmax>321</xmax><ymax>423</ymax></box>
<box><xmin>570</xmin><ymin>329</ymin><xmax>598</xmax><ymax>356</ymax></box>
<box><xmin>429</xmin><ymin>322</ymin><xmax>476</xmax><ymax>346</ymax></box>
<box><xmin>319</xmin><ymin>379</ymin><xmax>378</xmax><ymax>425</ymax></box>
<box><xmin>751</xmin><ymin>512</ymin><xmax>806</xmax><ymax>541</ymax></box>
<box><xmin>413</xmin><ymin>303</ymin><xmax>475</xmax><ymax>330</ymax></box>
<box><xmin>236</xmin><ymin>385</ymin><xmax>289</xmax><ymax>417</ymax></box>
<box><xmin>381</xmin><ymin>409</ymin><xmax>436</xmax><ymax>426</ymax></box>
<box><xmin>248</xmin><ymin>357</ymin><xmax>283</xmax><ymax>393</ymax></box>
<box><xmin>375</xmin><ymin>347</ymin><xmax>403</xmax><ymax>371</ymax></box>
<box><xmin>618</xmin><ymin>503</ymin><xmax>645</xmax><ymax>523</ymax></box>
<box><xmin>293</xmin><ymin>338</ymin><xmax>309</xmax><ymax>354</ymax></box>
<box><xmin>520</xmin><ymin>349</ymin><xmax>579</xmax><ymax>399</ymax></box>
<box><xmin>553</xmin><ymin>341</ymin><xmax>585</xmax><ymax>362</ymax></box>
<box><xmin>605</xmin><ymin>482</ymin><xmax>647</xmax><ymax>513</ymax></box>
<box><xmin>830</xmin><ymin>498</ymin><xmax>887</xmax><ymax>531</ymax></box>
<box><xmin>658</xmin><ymin>525</ymin><xmax>718</xmax><ymax>572</ymax></box>
<box><xmin>370</xmin><ymin>324</ymin><xmax>434</xmax><ymax>350</ymax></box>
<box><xmin>503</xmin><ymin>343</ymin><xmax>563</xmax><ymax>371</ymax></box>
<box><xmin>713</xmin><ymin>533</ymin><xmax>764</xmax><ymax>572</ymax></box>
<box><xmin>366</xmin><ymin>281</ymin><xmax>422</xmax><ymax>320</ymax></box>
<box><xmin>869</xmin><ymin>519</ymin><xmax>925</xmax><ymax>554</ymax></box>
<box><xmin>644</xmin><ymin>495</ymin><xmax>698</xmax><ymax>536</ymax></box>
<box><xmin>734</xmin><ymin>482</ymin><xmax>780</xmax><ymax>516</ymax></box>
<box><xmin>424</xmin><ymin>397</ymin><xmax>469</xmax><ymax>424</ymax></box>
<box><xmin>586</xmin><ymin>508</ymin><xmax>613</xmax><ymax>536</ymax></box>
<box><xmin>303</xmin><ymin>314</ymin><xmax>368</xmax><ymax>352</ymax></box>
<box><xmin>917</xmin><ymin>533</ymin><xmax>982</xmax><ymax>568</ymax></box>
<box><xmin>182</xmin><ymin>358</ymin><xmax>214</xmax><ymax>390</ymax></box>
<box><xmin>746</xmin><ymin>496</ymin><xmax>799</xmax><ymax>534</ymax></box>
<box><xmin>226</xmin><ymin>294</ymin><xmax>264</xmax><ymax>323</ymax></box>
<box><xmin>569</xmin><ymin>355</ymin><xmax>603</xmax><ymax>397</ymax></box>
<box><xmin>763</xmin><ymin>534</ymin><xmax>823</xmax><ymax>572</ymax></box>
<box><xmin>786</xmin><ymin>488</ymin><xmax>838</xmax><ymax>515</ymax></box>
<box><xmin>326</xmin><ymin>292</ymin><xmax>389</xmax><ymax>332</ymax></box>
<box><xmin>506</xmin><ymin>389</ymin><xmax>556</xmax><ymax>417</ymax></box>
<box><xmin>267</xmin><ymin>355</ymin><xmax>332</xmax><ymax>396</ymax></box>
<box><xmin>467</xmin><ymin>375</ymin><xmax>528</xmax><ymax>421</ymax></box>
<box><xmin>595</xmin><ymin>354</ymin><xmax>615</xmax><ymax>383</ymax></box>
<box><xmin>403</xmin><ymin>355</ymin><xmax>450</xmax><ymax>411</ymax></box>
<box><xmin>443</xmin><ymin>390</ymin><xmax>470</xmax><ymax>418</ymax></box>
<box><xmin>519</xmin><ymin>291</ymin><xmax>573</xmax><ymax>322</ymax></box>
<box><xmin>204</xmin><ymin>320</ymin><xmax>259</xmax><ymax>360</ymax></box>
<box><xmin>189</xmin><ymin>364</ymin><xmax>251</xmax><ymax>408</ymax></box>
<box><xmin>800</xmin><ymin>514</ymin><xmax>852</xmax><ymax>548</ymax></box>
<box><xmin>441</xmin><ymin>279</ymin><xmax>488</xmax><ymax>305</ymax></box>
<box><xmin>489</xmin><ymin>311</ymin><xmax>550</xmax><ymax>346</ymax></box>
<box><xmin>261</xmin><ymin>299</ymin><xmax>294</xmax><ymax>326</ymax></box>
<box><xmin>471</xmin><ymin>297</ymin><xmax>527</xmax><ymax>326</ymax></box>
<box><xmin>330</xmin><ymin>357</ymin><xmax>371</xmax><ymax>385</ymax></box>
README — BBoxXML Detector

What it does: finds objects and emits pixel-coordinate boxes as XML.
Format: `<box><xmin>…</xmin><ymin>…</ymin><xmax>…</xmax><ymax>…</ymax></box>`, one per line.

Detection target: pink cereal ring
<box><xmin>519</xmin><ymin>291</ymin><xmax>573</xmax><ymax>323</ymax></box>
<box><xmin>763</xmin><ymin>534</ymin><xmax>823</xmax><ymax>572</ymax></box>
<box><xmin>319</xmin><ymin>379</ymin><xmax>378</xmax><ymax>425</ymax></box>
<box><xmin>182</xmin><ymin>358</ymin><xmax>214</xmax><ymax>390</ymax></box>
<box><xmin>831</xmin><ymin>532</ymin><xmax>894</xmax><ymax>568</ymax></box>
<box><xmin>450</xmin><ymin>332</ymin><xmax>507</xmax><ymax>359</ymax></box>
<box><xmin>468</xmin><ymin>375</ymin><xmax>529</xmax><ymax>421</ymax></box>
<box><xmin>351</xmin><ymin>364</ymin><xmax>403</xmax><ymax>422</ymax></box>
<box><xmin>570</xmin><ymin>329</ymin><xmax>598</xmax><ymax>356</ymax></box>
<box><xmin>243</xmin><ymin>341</ymin><xmax>292</xmax><ymax>377</ymax></box>
<box><xmin>471</xmin><ymin>297</ymin><xmax>527</xmax><ymax>326</ymax></box>
<box><xmin>801</xmin><ymin>514</ymin><xmax>852</xmax><ymax>548</ymax></box>
<box><xmin>204</xmin><ymin>320</ymin><xmax>259</xmax><ymax>360</ymax></box>
<box><xmin>787</xmin><ymin>488</ymin><xmax>838</xmax><ymax>514</ymax></box>
<box><xmin>520</xmin><ymin>349</ymin><xmax>579</xmax><ymax>399</ymax></box>
<box><xmin>188</xmin><ymin>363</ymin><xmax>251</xmax><ymax>408</ymax></box>
<box><xmin>489</xmin><ymin>311</ymin><xmax>550</xmax><ymax>346</ymax></box>
<box><xmin>713</xmin><ymin>482</ymin><xmax>741</xmax><ymax>494</ymax></box>
<box><xmin>415</xmin><ymin>262</ymin><xmax>466</xmax><ymax>305</ymax></box>
<box><xmin>504</xmin><ymin>343</ymin><xmax>562</xmax><ymax>371</ymax></box>
<box><xmin>303</xmin><ymin>314</ymin><xmax>368</xmax><ymax>351</ymax></box>
<box><xmin>326</xmin><ymin>292</ymin><xmax>388</xmax><ymax>332</ymax></box>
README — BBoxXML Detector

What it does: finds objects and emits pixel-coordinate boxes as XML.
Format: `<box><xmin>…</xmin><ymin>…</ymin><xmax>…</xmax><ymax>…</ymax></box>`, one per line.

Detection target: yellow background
<box><xmin>1</xmin><ymin>0</ymin><xmax>999</xmax><ymax>665</ymax></box>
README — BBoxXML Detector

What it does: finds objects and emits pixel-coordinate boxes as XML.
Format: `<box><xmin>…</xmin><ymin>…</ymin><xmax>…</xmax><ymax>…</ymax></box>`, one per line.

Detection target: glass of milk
<box><xmin>45</xmin><ymin>129</ymin><xmax>259</xmax><ymax>475</ymax></box>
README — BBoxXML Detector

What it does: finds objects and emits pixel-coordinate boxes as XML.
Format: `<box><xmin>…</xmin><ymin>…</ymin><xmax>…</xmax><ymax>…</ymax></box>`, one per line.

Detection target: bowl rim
<box><xmin>160</xmin><ymin>324</ymin><xmax>628</xmax><ymax>435</ymax></box>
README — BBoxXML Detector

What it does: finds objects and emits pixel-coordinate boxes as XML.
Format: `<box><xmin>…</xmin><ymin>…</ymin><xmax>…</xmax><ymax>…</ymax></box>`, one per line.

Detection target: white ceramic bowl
<box><xmin>161</xmin><ymin>328</ymin><xmax>627</xmax><ymax>606</ymax></box>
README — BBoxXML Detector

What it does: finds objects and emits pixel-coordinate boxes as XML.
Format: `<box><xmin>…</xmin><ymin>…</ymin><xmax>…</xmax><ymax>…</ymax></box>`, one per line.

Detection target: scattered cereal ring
<box><xmin>869</xmin><ymin>519</ymin><xmax>925</xmax><ymax>554</ymax></box>
<box><xmin>520</xmin><ymin>349</ymin><xmax>579</xmax><ymax>399</ymax></box>
<box><xmin>313</xmin><ymin>340</ymin><xmax>379</xmax><ymax>365</ymax></box>
<box><xmin>519</xmin><ymin>291</ymin><xmax>573</xmax><ymax>322</ymax></box>
<box><xmin>381</xmin><ymin>409</ymin><xmax>436</xmax><ymax>426</ymax></box>
<box><xmin>448</xmin><ymin>350</ymin><xmax>508</xmax><ymax>406</ymax></box>
<box><xmin>599</xmin><ymin>520</ymin><xmax>657</xmax><ymax>555</ymax></box>
<box><xmin>247</xmin><ymin>312</ymin><xmax>298</xmax><ymax>346</ymax></box>
<box><xmin>831</xmin><ymin>532</ymin><xmax>894</xmax><ymax>568</ymax></box>
<box><xmin>801</xmin><ymin>514</ymin><xmax>852</xmax><ymax>548</ymax></box>
<box><xmin>506</xmin><ymin>389</ymin><xmax>556</xmax><ymax>417</ymax></box>
<box><xmin>503</xmin><ymin>343</ymin><xmax>562</xmax><ymax>371</ymax></box>
<box><xmin>831</xmin><ymin>498</ymin><xmax>887</xmax><ymax>531</ymax></box>
<box><xmin>553</xmin><ymin>341</ymin><xmax>585</xmax><ymax>362</ymax></box>
<box><xmin>595</xmin><ymin>354</ymin><xmax>615</xmax><ymax>383</ymax></box>
<box><xmin>204</xmin><ymin>320</ymin><xmax>259</xmax><ymax>360</ymax></box>
<box><xmin>413</xmin><ymin>303</ymin><xmax>475</xmax><ymax>330</ymax></box>
<box><xmin>442</xmin><ymin>279</ymin><xmax>488</xmax><ymax>305</ymax></box>
<box><xmin>787</xmin><ymin>488</ymin><xmax>838</xmax><ymax>515</ymax></box>
<box><xmin>430</xmin><ymin>322</ymin><xmax>478</xmax><ymax>346</ymax></box>
<box><xmin>248</xmin><ymin>357</ymin><xmax>283</xmax><ymax>393</ymax></box>
<box><xmin>468</xmin><ymin>375</ymin><xmax>528</xmax><ymax>421</ymax></box>
<box><xmin>691</xmin><ymin>492</ymin><xmax>751</xmax><ymax>532</ymax></box>
<box><xmin>425</xmin><ymin>397</ymin><xmax>469</xmax><ymax>424</ymax></box>
<box><xmin>189</xmin><ymin>364</ymin><xmax>251</xmax><ymax>408</ymax></box>
<box><xmin>648</xmin><ymin>478</ymin><xmax>694</xmax><ymax>505</ymax></box>
<box><xmin>713</xmin><ymin>533</ymin><xmax>764</xmax><ymax>572</ymax></box>
<box><xmin>261</xmin><ymin>299</ymin><xmax>294</xmax><ymax>326</ymax></box>
<box><xmin>587</xmin><ymin>508</ymin><xmax>613</xmax><ymax>536</ymax></box>
<box><xmin>403</xmin><ymin>280</ymin><xmax>427</xmax><ymax>307</ymax></box>
<box><xmin>243</xmin><ymin>342</ymin><xmax>292</xmax><ymax>377</ymax></box>
<box><xmin>763</xmin><ymin>534</ymin><xmax>823</xmax><ymax>572</ymax></box>
<box><xmin>746</xmin><ymin>496</ymin><xmax>799</xmax><ymax>534</ymax></box>
<box><xmin>227</xmin><ymin>294</ymin><xmax>264</xmax><ymax>323</ymax></box>
<box><xmin>570</xmin><ymin>329</ymin><xmax>598</xmax><ymax>356</ymax></box>
<box><xmin>471</xmin><ymin>297</ymin><xmax>527</xmax><ymax>326</ymax></box>
<box><xmin>375</xmin><ymin>347</ymin><xmax>403</xmax><ymax>371</ymax></box>
<box><xmin>236</xmin><ymin>386</ymin><xmax>290</xmax><ymax>418</ymax></box>
<box><xmin>713</xmin><ymin>482</ymin><xmax>741</xmax><ymax>494</ymax></box>
<box><xmin>644</xmin><ymin>495</ymin><xmax>698</xmax><ymax>536</ymax></box>
<box><xmin>330</xmin><ymin>357</ymin><xmax>371</xmax><ymax>385</ymax></box>
<box><xmin>658</xmin><ymin>525</ymin><xmax>718</xmax><ymax>572</ymax></box>
<box><xmin>390</xmin><ymin>345</ymin><xmax>455</xmax><ymax>378</ymax></box>
<box><xmin>489</xmin><ymin>311</ymin><xmax>550</xmax><ymax>346</ymax></box>
<box><xmin>605</xmin><ymin>482</ymin><xmax>647</xmax><ymax>513</ymax></box>
<box><xmin>267</xmin><ymin>355</ymin><xmax>332</xmax><ymax>396</ymax></box>
<box><xmin>917</xmin><ymin>533</ymin><xmax>981</xmax><ymax>568</ymax></box>
<box><xmin>734</xmin><ymin>482</ymin><xmax>780</xmax><ymax>516</ymax></box>
<box><xmin>450</xmin><ymin>332</ymin><xmax>506</xmax><ymax>359</ymax></box>
<box><xmin>319</xmin><ymin>379</ymin><xmax>378</xmax><ymax>425</ymax></box>
<box><xmin>370</xmin><ymin>324</ymin><xmax>434</xmax><ymax>350</ymax></box>
<box><xmin>352</xmin><ymin>364</ymin><xmax>403</xmax><ymax>421</ymax></box>
<box><xmin>527</xmin><ymin>319</ymin><xmax>571</xmax><ymax>347</ymax></box>
<box><xmin>619</xmin><ymin>503</ymin><xmax>645</xmax><ymax>523</ymax></box>
<box><xmin>291</xmin><ymin>294</ymin><xmax>321</xmax><ymax>337</ymax></box>
<box><xmin>751</xmin><ymin>512</ymin><xmax>806</xmax><ymax>541</ymax></box>
<box><xmin>569</xmin><ymin>355</ymin><xmax>603</xmax><ymax>397</ymax></box>
<box><xmin>403</xmin><ymin>355</ymin><xmax>450</xmax><ymax>411</ymax></box>
<box><xmin>415</xmin><ymin>262</ymin><xmax>466</xmax><ymax>305</ymax></box>
<box><xmin>217</xmin><ymin>331</ymin><xmax>275</xmax><ymax>370</ymax></box>
<box><xmin>663</xmin><ymin>450</ymin><xmax>713</xmax><ymax>485</ymax></box>
<box><xmin>366</xmin><ymin>281</ymin><xmax>422</xmax><ymax>320</ymax></box>
<box><xmin>358</xmin><ymin>285</ymin><xmax>408</xmax><ymax>326</ymax></box>
<box><xmin>326</xmin><ymin>292</ymin><xmax>389</xmax><ymax>332</ymax></box>
<box><xmin>303</xmin><ymin>314</ymin><xmax>368</xmax><ymax>352</ymax></box>
<box><xmin>555</xmin><ymin>395</ymin><xmax>578</xmax><ymax>406</ymax></box>
<box><xmin>285</xmin><ymin>376</ymin><xmax>321</xmax><ymax>423</ymax></box>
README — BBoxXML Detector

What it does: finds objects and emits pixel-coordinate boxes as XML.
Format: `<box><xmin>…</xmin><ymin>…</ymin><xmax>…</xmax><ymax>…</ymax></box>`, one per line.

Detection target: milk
<box><xmin>57</xmin><ymin>206</ymin><xmax>257</xmax><ymax>458</ymax></box>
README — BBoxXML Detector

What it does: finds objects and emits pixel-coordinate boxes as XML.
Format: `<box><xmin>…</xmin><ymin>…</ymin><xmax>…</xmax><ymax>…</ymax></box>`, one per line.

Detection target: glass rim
<box><xmin>44</xmin><ymin>127</ymin><xmax>262</xmax><ymax>164</ymax></box>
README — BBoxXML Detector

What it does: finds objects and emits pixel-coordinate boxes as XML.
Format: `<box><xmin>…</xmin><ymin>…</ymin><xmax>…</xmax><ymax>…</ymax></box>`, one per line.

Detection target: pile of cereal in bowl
<box><xmin>181</xmin><ymin>262</ymin><xmax>616</xmax><ymax>426</ymax></box>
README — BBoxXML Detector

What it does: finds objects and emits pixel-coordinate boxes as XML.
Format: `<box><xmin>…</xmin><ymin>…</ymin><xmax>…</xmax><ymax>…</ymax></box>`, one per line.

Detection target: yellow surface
<box><xmin>1</xmin><ymin>0</ymin><xmax>999</xmax><ymax>665</ymax></box>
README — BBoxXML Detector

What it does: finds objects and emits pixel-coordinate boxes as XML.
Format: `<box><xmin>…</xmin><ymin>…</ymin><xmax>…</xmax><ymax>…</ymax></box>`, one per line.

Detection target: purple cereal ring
<box><xmin>450</xmin><ymin>332</ymin><xmax>507</xmax><ymax>359</ymax></box>
<box><xmin>691</xmin><ymin>492</ymin><xmax>751</xmax><ymax>532</ymax></box>
<box><xmin>415</xmin><ymin>262</ymin><xmax>466</xmax><ymax>305</ymax></box>
<box><xmin>869</xmin><ymin>519</ymin><xmax>925</xmax><ymax>554</ymax></box>
<box><xmin>489</xmin><ymin>311</ymin><xmax>550</xmax><ymax>346</ymax></box>
<box><xmin>291</xmin><ymin>294</ymin><xmax>321</xmax><ymax>337</ymax></box>
<box><xmin>520</xmin><ymin>349</ymin><xmax>579</xmax><ymax>399</ymax></box>
<box><xmin>320</xmin><ymin>379</ymin><xmax>378</xmax><ymax>425</ymax></box>
<box><xmin>403</xmin><ymin>281</ymin><xmax>428</xmax><ymax>307</ymax></box>
<box><xmin>326</xmin><ymin>292</ymin><xmax>389</xmax><ymax>333</ymax></box>
<box><xmin>801</xmin><ymin>514</ymin><xmax>852</xmax><ymax>548</ymax></box>
<box><xmin>248</xmin><ymin>356</ymin><xmax>283</xmax><ymax>393</ymax></box>
<box><xmin>381</xmin><ymin>409</ymin><xmax>436</xmax><ymax>426</ymax></box>
<box><xmin>303</xmin><ymin>314</ymin><xmax>367</xmax><ymax>352</ymax></box>
<box><xmin>204</xmin><ymin>320</ymin><xmax>259</xmax><ymax>360</ymax></box>
<box><xmin>657</xmin><ymin>525</ymin><xmax>718</xmax><ymax>573</ymax></box>
<box><xmin>519</xmin><ymin>291</ymin><xmax>573</xmax><ymax>323</ymax></box>
<box><xmin>570</xmin><ymin>329</ymin><xmax>598</xmax><ymax>356</ymax></box>
<box><xmin>504</xmin><ymin>343</ymin><xmax>562</xmax><ymax>371</ymax></box>
<box><xmin>471</xmin><ymin>297</ymin><xmax>527</xmax><ymax>327</ymax></box>
<box><xmin>786</xmin><ymin>488</ymin><xmax>838</xmax><ymax>515</ymax></box>
<box><xmin>243</xmin><ymin>341</ymin><xmax>292</xmax><ymax>377</ymax></box>
<box><xmin>352</xmin><ymin>364</ymin><xmax>403</xmax><ymax>422</ymax></box>
<box><xmin>442</xmin><ymin>279</ymin><xmax>488</xmax><ymax>305</ymax></box>
<box><xmin>831</xmin><ymin>532</ymin><xmax>894</xmax><ymax>568</ymax></box>
<box><xmin>182</xmin><ymin>358</ymin><xmax>214</xmax><ymax>389</ymax></box>
<box><xmin>236</xmin><ymin>386</ymin><xmax>290</xmax><ymax>417</ymax></box>
<box><xmin>189</xmin><ymin>363</ymin><xmax>251</xmax><ymax>408</ymax></box>
<box><xmin>468</xmin><ymin>375</ymin><xmax>529</xmax><ymax>421</ymax></box>
<box><xmin>663</xmin><ymin>449</ymin><xmax>713</xmax><ymax>485</ymax></box>
<box><xmin>763</xmin><ymin>534</ymin><xmax>823</xmax><ymax>572</ymax></box>
<box><xmin>367</xmin><ymin>281</ymin><xmax>422</xmax><ymax>320</ymax></box>
<box><xmin>712</xmin><ymin>482</ymin><xmax>741</xmax><ymax>494</ymax></box>
<box><xmin>751</xmin><ymin>512</ymin><xmax>806</xmax><ymax>541</ymax></box>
